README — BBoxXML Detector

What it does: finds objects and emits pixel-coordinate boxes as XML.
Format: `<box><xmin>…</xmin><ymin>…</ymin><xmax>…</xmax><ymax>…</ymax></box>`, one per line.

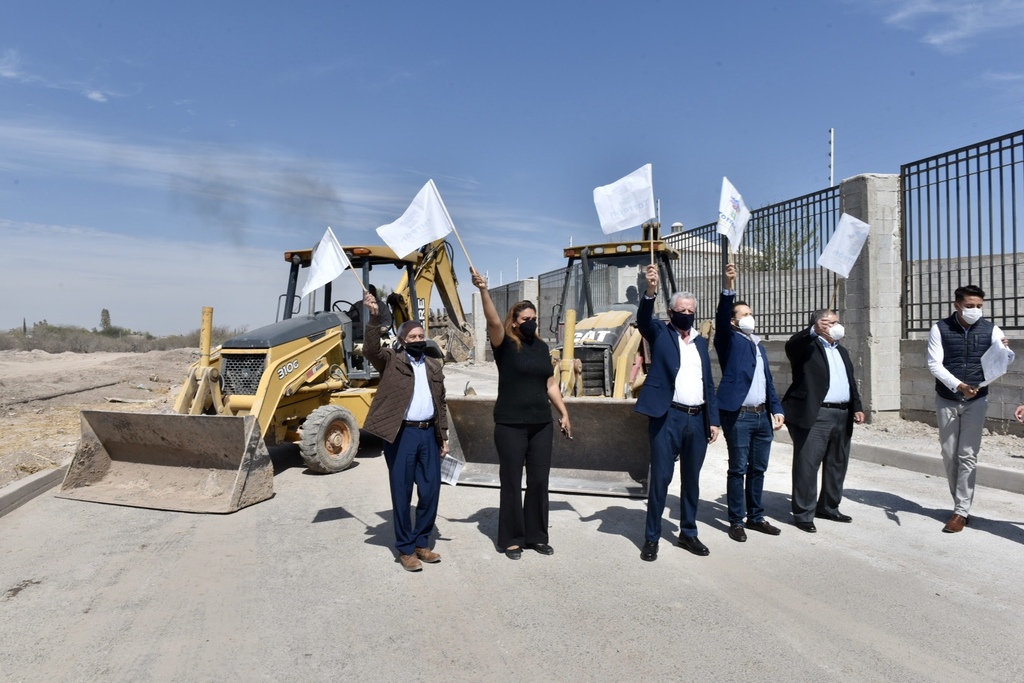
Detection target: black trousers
<box><xmin>494</xmin><ymin>422</ymin><xmax>553</xmax><ymax>549</ymax></box>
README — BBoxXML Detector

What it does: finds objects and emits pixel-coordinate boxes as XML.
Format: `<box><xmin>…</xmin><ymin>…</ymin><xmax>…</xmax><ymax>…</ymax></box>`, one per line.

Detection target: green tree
<box><xmin>100</xmin><ymin>308</ymin><xmax>112</xmax><ymax>331</ymax></box>
<box><xmin>737</xmin><ymin>216</ymin><xmax>818</xmax><ymax>272</ymax></box>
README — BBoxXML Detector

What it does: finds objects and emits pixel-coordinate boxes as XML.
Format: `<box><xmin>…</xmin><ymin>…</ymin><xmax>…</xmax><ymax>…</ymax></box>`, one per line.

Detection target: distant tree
<box><xmin>100</xmin><ymin>309</ymin><xmax>112</xmax><ymax>331</ymax></box>
<box><xmin>22</xmin><ymin>318</ymin><xmax>27</xmax><ymax>335</ymax></box>
<box><xmin>736</xmin><ymin>215</ymin><xmax>818</xmax><ymax>272</ymax></box>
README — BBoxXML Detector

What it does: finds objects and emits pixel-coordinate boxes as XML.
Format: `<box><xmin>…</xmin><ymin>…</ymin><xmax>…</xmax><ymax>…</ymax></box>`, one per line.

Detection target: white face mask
<box><xmin>737</xmin><ymin>316</ymin><xmax>756</xmax><ymax>334</ymax></box>
<box><xmin>828</xmin><ymin>323</ymin><xmax>845</xmax><ymax>341</ymax></box>
<box><xmin>959</xmin><ymin>306</ymin><xmax>983</xmax><ymax>325</ymax></box>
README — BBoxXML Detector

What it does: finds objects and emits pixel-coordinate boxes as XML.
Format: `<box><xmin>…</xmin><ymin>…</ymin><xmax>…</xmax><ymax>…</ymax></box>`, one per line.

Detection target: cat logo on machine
<box><xmin>574</xmin><ymin>330</ymin><xmax>612</xmax><ymax>344</ymax></box>
<box><xmin>277</xmin><ymin>360</ymin><xmax>301</xmax><ymax>380</ymax></box>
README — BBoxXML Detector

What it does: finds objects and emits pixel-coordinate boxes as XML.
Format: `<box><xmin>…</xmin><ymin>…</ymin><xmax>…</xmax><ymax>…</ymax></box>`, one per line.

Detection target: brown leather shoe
<box><xmin>942</xmin><ymin>513</ymin><xmax>967</xmax><ymax>533</ymax></box>
<box><xmin>415</xmin><ymin>547</ymin><xmax>441</xmax><ymax>563</ymax></box>
<box><xmin>399</xmin><ymin>554</ymin><xmax>423</xmax><ymax>572</ymax></box>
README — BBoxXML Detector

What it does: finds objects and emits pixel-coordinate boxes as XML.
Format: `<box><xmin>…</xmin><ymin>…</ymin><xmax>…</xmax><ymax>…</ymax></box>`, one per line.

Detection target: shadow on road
<box><xmin>844</xmin><ymin>487</ymin><xmax>1024</xmax><ymax>543</ymax></box>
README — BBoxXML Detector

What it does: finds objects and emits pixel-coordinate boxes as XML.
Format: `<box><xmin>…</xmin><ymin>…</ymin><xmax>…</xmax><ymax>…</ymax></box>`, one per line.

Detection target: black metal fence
<box><xmin>902</xmin><ymin>129</ymin><xmax>1024</xmax><ymax>333</ymax></box>
<box><xmin>665</xmin><ymin>186</ymin><xmax>841</xmax><ymax>338</ymax></box>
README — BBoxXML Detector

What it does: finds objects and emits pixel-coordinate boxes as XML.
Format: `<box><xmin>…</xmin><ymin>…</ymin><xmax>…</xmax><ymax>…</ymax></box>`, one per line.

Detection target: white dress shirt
<box><xmin>404</xmin><ymin>354</ymin><xmax>435</xmax><ymax>421</ymax></box>
<box><xmin>672</xmin><ymin>332</ymin><xmax>705</xmax><ymax>406</ymax></box>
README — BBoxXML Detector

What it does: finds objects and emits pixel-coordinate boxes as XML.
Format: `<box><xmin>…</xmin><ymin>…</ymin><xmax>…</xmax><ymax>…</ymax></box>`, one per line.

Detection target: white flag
<box><xmin>593</xmin><ymin>164</ymin><xmax>656</xmax><ymax>235</ymax></box>
<box><xmin>376</xmin><ymin>179</ymin><xmax>455</xmax><ymax>258</ymax></box>
<box><xmin>300</xmin><ymin>226</ymin><xmax>351</xmax><ymax>299</ymax></box>
<box><xmin>716</xmin><ymin>177</ymin><xmax>751</xmax><ymax>250</ymax></box>
<box><xmin>817</xmin><ymin>213</ymin><xmax>870</xmax><ymax>279</ymax></box>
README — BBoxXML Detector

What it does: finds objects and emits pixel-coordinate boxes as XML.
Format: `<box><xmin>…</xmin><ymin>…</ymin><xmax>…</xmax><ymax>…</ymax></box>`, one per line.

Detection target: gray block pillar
<box><xmin>472</xmin><ymin>292</ymin><xmax>487</xmax><ymax>362</ymax></box>
<box><xmin>840</xmin><ymin>173</ymin><xmax>902</xmax><ymax>420</ymax></box>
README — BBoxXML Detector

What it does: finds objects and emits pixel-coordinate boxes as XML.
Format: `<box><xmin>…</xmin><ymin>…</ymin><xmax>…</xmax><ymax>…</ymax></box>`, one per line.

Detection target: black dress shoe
<box><xmin>677</xmin><ymin>535</ymin><xmax>710</xmax><ymax>556</ymax></box>
<box><xmin>526</xmin><ymin>543</ymin><xmax>554</xmax><ymax>556</ymax></box>
<box><xmin>640</xmin><ymin>540</ymin><xmax>659</xmax><ymax>562</ymax></box>
<box><xmin>745</xmin><ymin>520</ymin><xmax>782</xmax><ymax>536</ymax></box>
<box><xmin>795</xmin><ymin>521</ymin><xmax>817</xmax><ymax>533</ymax></box>
<box><xmin>815</xmin><ymin>511</ymin><xmax>853</xmax><ymax>523</ymax></box>
<box><xmin>505</xmin><ymin>547</ymin><xmax>522</xmax><ymax>560</ymax></box>
<box><xmin>728</xmin><ymin>525</ymin><xmax>747</xmax><ymax>542</ymax></box>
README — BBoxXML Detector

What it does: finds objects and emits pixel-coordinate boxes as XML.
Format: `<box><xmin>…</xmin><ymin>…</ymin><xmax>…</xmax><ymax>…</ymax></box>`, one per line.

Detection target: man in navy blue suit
<box><xmin>714</xmin><ymin>263</ymin><xmax>785</xmax><ymax>543</ymax></box>
<box><xmin>635</xmin><ymin>264</ymin><xmax>720</xmax><ymax>561</ymax></box>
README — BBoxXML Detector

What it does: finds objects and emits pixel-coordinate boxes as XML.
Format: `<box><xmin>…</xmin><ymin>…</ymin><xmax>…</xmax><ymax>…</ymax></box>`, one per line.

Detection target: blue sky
<box><xmin>2</xmin><ymin>1</ymin><xmax>1022</xmax><ymax>335</ymax></box>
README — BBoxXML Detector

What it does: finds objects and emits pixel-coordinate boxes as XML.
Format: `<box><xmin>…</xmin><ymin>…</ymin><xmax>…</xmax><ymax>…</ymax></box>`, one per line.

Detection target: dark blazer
<box><xmin>634</xmin><ymin>295</ymin><xmax>720</xmax><ymax>435</ymax></box>
<box><xmin>714</xmin><ymin>292</ymin><xmax>784</xmax><ymax>414</ymax></box>
<box><xmin>781</xmin><ymin>327</ymin><xmax>863</xmax><ymax>435</ymax></box>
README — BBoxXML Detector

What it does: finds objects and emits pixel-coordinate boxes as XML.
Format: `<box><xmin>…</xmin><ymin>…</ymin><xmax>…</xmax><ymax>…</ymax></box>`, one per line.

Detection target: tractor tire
<box><xmin>299</xmin><ymin>405</ymin><xmax>359</xmax><ymax>474</ymax></box>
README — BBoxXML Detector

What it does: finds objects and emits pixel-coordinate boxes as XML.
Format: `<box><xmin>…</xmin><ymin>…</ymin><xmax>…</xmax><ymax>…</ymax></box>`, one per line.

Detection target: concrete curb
<box><xmin>774</xmin><ymin>430</ymin><xmax>1024</xmax><ymax>496</ymax></box>
<box><xmin>0</xmin><ymin>461</ymin><xmax>70</xmax><ymax>519</ymax></box>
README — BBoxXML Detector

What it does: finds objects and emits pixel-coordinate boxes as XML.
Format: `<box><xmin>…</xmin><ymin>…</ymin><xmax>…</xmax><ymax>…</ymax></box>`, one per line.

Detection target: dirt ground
<box><xmin>1</xmin><ymin>348</ymin><xmax>1021</xmax><ymax>489</ymax></box>
<box><xmin>0</xmin><ymin>349</ymin><xmax>195</xmax><ymax>488</ymax></box>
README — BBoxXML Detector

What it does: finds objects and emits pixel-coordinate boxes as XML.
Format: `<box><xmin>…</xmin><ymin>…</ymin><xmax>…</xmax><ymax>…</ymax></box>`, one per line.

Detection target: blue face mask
<box><xmin>670</xmin><ymin>310</ymin><xmax>694</xmax><ymax>332</ymax></box>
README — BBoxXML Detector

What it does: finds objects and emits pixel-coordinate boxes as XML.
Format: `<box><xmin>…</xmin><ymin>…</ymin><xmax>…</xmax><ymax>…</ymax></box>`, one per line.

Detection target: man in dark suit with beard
<box><xmin>783</xmin><ymin>309</ymin><xmax>864</xmax><ymax>533</ymax></box>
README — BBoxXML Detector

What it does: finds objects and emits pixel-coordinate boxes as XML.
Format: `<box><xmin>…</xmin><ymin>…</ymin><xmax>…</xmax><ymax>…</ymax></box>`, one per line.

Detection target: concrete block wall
<box><xmin>472</xmin><ymin>279</ymin><xmax>539</xmax><ymax>362</ymax></box>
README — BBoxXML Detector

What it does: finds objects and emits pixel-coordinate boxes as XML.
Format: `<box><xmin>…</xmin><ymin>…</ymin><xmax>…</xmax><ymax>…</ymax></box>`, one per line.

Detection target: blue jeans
<box><xmin>645</xmin><ymin>408</ymin><xmax>708</xmax><ymax>542</ymax></box>
<box><xmin>721</xmin><ymin>409</ymin><xmax>774</xmax><ymax>525</ymax></box>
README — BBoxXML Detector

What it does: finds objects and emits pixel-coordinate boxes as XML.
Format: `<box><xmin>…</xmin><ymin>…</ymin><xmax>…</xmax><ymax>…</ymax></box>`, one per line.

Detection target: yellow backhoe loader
<box><xmin>447</xmin><ymin>223</ymin><xmax>679</xmax><ymax>497</ymax></box>
<box><xmin>58</xmin><ymin>238</ymin><xmax>472</xmax><ymax>513</ymax></box>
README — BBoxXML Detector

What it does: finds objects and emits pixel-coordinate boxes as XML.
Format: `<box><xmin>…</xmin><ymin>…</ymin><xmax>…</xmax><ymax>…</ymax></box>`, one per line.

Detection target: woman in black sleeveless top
<box><xmin>472</xmin><ymin>268</ymin><xmax>572</xmax><ymax>560</ymax></box>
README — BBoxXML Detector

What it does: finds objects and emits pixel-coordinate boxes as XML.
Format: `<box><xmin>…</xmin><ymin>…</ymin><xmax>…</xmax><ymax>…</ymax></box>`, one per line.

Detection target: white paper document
<box><xmin>817</xmin><ymin>213</ymin><xmax>870</xmax><ymax>279</ymax></box>
<box><xmin>980</xmin><ymin>342</ymin><xmax>1015</xmax><ymax>387</ymax></box>
<box><xmin>440</xmin><ymin>453</ymin><xmax>464</xmax><ymax>486</ymax></box>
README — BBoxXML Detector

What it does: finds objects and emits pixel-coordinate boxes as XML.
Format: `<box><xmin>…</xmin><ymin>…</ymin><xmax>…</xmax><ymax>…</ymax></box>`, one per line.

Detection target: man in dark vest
<box><xmin>926</xmin><ymin>285</ymin><xmax>1013</xmax><ymax>533</ymax></box>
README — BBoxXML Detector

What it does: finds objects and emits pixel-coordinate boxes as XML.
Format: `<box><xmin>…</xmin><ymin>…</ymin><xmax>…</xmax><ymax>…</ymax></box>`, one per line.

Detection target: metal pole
<box><xmin>829</xmin><ymin>128</ymin><xmax>835</xmax><ymax>187</ymax></box>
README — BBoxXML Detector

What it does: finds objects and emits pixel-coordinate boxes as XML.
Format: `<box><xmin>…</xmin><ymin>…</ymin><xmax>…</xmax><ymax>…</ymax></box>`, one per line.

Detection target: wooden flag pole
<box><xmin>430</xmin><ymin>180</ymin><xmax>476</xmax><ymax>273</ymax></box>
<box><xmin>449</xmin><ymin>224</ymin><xmax>476</xmax><ymax>274</ymax></box>
<box><xmin>829</xmin><ymin>278</ymin><xmax>840</xmax><ymax>312</ymax></box>
<box><xmin>349</xmin><ymin>267</ymin><xmax>369</xmax><ymax>294</ymax></box>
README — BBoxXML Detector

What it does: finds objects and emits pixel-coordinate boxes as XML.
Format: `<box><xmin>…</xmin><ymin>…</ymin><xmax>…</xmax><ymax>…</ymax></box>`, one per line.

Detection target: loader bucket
<box><xmin>57</xmin><ymin>411</ymin><xmax>274</xmax><ymax>514</ymax></box>
<box><xmin>446</xmin><ymin>396</ymin><xmax>650</xmax><ymax>497</ymax></box>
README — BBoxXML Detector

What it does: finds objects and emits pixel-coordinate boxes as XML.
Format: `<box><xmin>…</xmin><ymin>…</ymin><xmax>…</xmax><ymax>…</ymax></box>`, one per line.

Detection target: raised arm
<box><xmin>471</xmin><ymin>268</ymin><xmax>505</xmax><ymax>347</ymax></box>
<box><xmin>362</xmin><ymin>290</ymin><xmax>387</xmax><ymax>373</ymax></box>
<box><xmin>636</xmin><ymin>264</ymin><xmax>661</xmax><ymax>340</ymax></box>
<box><xmin>715</xmin><ymin>263</ymin><xmax>737</xmax><ymax>357</ymax></box>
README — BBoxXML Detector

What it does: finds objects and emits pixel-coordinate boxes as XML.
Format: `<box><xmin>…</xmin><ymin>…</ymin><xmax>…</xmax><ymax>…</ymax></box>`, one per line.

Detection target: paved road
<box><xmin>2</xmin><ymin>366</ymin><xmax>1023</xmax><ymax>682</ymax></box>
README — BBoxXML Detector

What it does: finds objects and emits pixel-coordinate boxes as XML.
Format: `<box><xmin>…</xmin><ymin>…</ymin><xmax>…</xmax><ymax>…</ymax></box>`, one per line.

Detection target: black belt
<box><xmin>402</xmin><ymin>419</ymin><xmax>435</xmax><ymax>429</ymax></box>
<box><xmin>820</xmin><ymin>402</ymin><xmax>849</xmax><ymax>410</ymax></box>
<box><xmin>670</xmin><ymin>402</ymin><xmax>704</xmax><ymax>415</ymax></box>
<box><xmin>739</xmin><ymin>404</ymin><xmax>766</xmax><ymax>414</ymax></box>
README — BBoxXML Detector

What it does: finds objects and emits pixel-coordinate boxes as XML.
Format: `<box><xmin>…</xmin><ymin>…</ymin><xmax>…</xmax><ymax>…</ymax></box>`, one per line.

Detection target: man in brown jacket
<box><xmin>362</xmin><ymin>291</ymin><xmax>449</xmax><ymax>572</ymax></box>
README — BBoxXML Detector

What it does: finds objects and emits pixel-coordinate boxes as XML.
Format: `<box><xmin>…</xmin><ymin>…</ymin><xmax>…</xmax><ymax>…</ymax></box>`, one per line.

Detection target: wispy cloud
<box><xmin>867</xmin><ymin>0</ymin><xmax>1024</xmax><ymax>51</ymax></box>
<box><xmin>0</xmin><ymin>219</ymin><xmax>287</xmax><ymax>335</ymax></box>
<box><xmin>0</xmin><ymin>48</ymin><xmax>118</xmax><ymax>102</ymax></box>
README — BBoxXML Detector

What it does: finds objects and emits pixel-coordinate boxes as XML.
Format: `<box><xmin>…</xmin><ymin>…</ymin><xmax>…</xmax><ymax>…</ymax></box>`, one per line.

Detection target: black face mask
<box><xmin>518</xmin><ymin>319</ymin><xmax>538</xmax><ymax>339</ymax></box>
<box><xmin>670</xmin><ymin>310</ymin><xmax>695</xmax><ymax>332</ymax></box>
<box><xmin>404</xmin><ymin>341</ymin><xmax>427</xmax><ymax>359</ymax></box>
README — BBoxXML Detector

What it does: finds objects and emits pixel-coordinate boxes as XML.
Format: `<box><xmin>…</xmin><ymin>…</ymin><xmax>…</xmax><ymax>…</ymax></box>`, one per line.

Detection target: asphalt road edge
<box><xmin>773</xmin><ymin>430</ymin><xmax>1024</xmax><ymax>496</ymax></box>
<box><xmin>3</xmin><ymin>438</ymin><xmax>1022</xmax><ymax>518</ymax></box>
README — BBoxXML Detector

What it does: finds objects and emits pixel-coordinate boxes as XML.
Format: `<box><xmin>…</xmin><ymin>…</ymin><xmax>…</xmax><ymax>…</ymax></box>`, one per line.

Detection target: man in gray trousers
<box><xmin>927</xmin><ymin>285</ymin><xmax>1013</xmax><ymax>533</ymax></box>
